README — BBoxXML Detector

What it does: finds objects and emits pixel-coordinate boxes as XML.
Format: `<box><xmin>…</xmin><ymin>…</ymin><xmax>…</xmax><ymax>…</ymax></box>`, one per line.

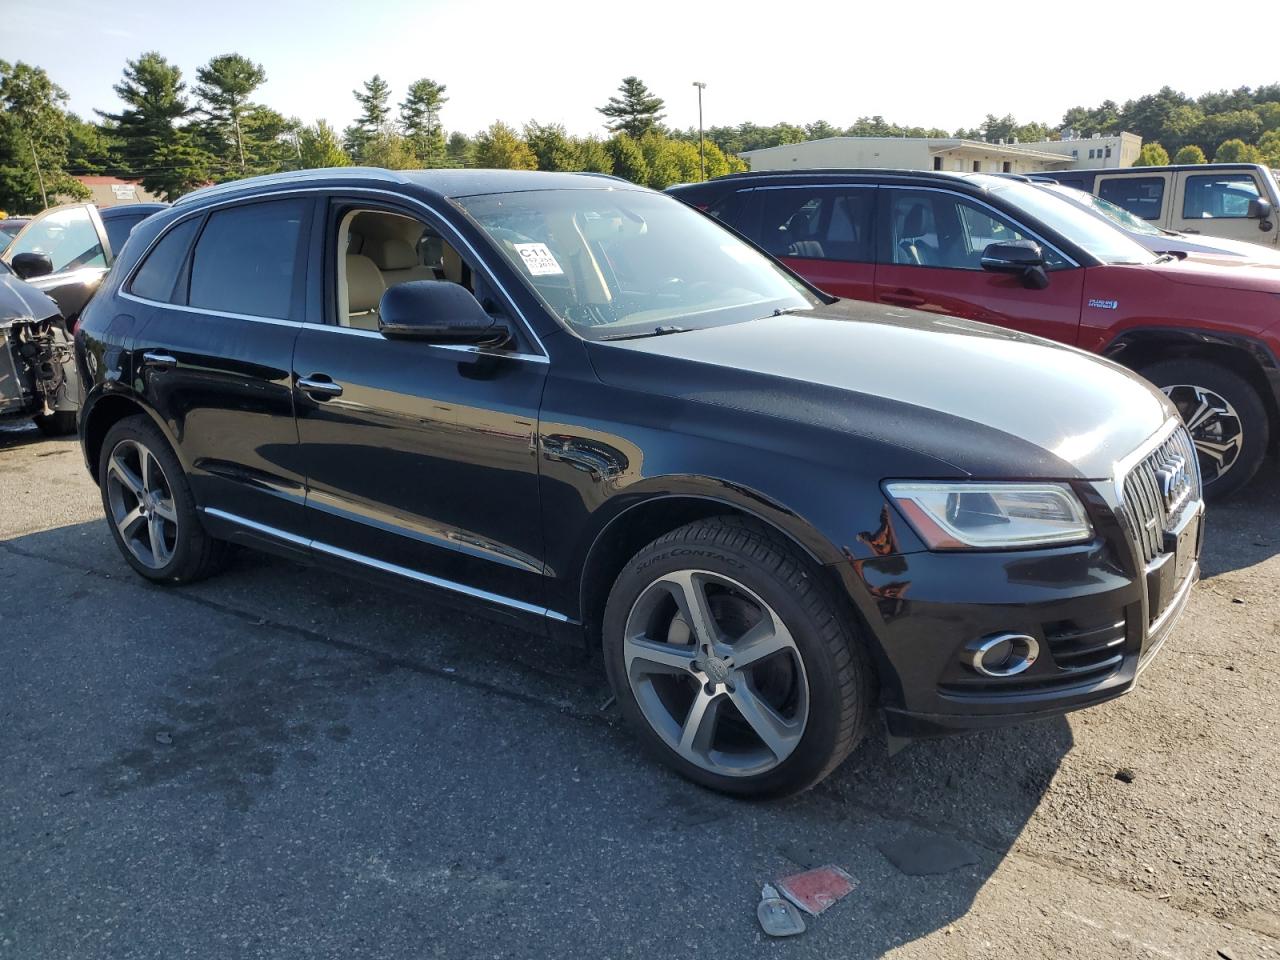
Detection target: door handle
<box><xmin>880</xmin><ymin>290</ymin><xmax>926</xmax><ymax>308</ymax></box>
<box><xmin>142</xmin><ymin>351</ymin><xmax>177</xmax><ymax>369</ymax></box>
<box><xmin>297</xmin><ymin>375</ymin><xmax>344</xmax><ymax>400</ymax></box>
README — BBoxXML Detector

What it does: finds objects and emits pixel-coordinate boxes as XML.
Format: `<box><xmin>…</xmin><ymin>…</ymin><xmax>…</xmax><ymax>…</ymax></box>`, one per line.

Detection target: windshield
<box><xmin>1045</xmin><ymin>184</ymin><xmax>1164</xmax><ymax>237</ymax></box>
<box><xmin>975</xmin><ymin>176</ymin><xmax>1156</xmax><ymax>266</ymax></box>
<box><xmin>457</xmin><ymin>188</ymin><xmax>821</xmax><ymax>340</ymax></box>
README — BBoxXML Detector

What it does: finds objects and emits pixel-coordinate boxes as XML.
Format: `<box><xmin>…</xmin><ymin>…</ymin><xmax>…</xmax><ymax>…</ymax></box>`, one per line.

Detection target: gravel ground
<box><xmin>1</xmin><ymin>420</ymin><xmax>1277</xmax><ymax>959</ymax></box>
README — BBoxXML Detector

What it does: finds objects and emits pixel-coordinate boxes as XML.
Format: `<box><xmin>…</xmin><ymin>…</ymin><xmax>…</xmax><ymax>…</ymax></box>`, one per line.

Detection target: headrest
<box><xmin>363</xmin><ymin>237</ymin><xmax>418</xmax><ymax>271</ymax></box>
<box><xmin>346</xmin><ymin>254</ymin><xmax>385</xmax><ymax>314</ymax></box>
<box><xmin>903</xmin><ymin>204</ymin><xmax>927</xmax><ymax>237</ymax></box>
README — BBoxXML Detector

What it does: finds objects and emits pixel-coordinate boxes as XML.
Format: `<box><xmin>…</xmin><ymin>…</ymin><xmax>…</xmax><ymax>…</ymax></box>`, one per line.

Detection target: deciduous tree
<box><xmin>1173</xmin><ymin>144</ymin><xmax>1207</xmax><ymax>164</ymax></box>
<box><xmin>0</xmin><ymin>60</ymin><xmax>88</xmax><ymax>210</ymax></box>
<box><xmin>1213</xmin><ymin>138</ymin><xmax>1264</xmax><ymax>163</ymax></box>
<box><xmin>473</xmin><ymin>122</ymin><xmax>536</xmax><ymax>170</ymax></box>
<box><xmin>1135</xmin><ymin>142</ymin><xmax>1170</xmax><ymax>166</ymax></box>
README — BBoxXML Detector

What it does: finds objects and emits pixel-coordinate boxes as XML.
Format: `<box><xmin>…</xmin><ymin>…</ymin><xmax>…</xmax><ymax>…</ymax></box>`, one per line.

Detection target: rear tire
<box><xmin>1140</xmin><ymin>358</ymin><xmax>1268</xmax><ymax>500</ymax></box>
<box><xmin>97</xmin><ymin>415</ymin><xmax>229</xmax><ymax>584</ymax></box>
<box><xmin>33</xmin><ymin>410</ymin><xmax>77</xmax><ymax>436</ymax></box>
<box><xmin>602</xmin><ymin>517</ymin><xmax>873</xmax><ymax>798</ymax></box>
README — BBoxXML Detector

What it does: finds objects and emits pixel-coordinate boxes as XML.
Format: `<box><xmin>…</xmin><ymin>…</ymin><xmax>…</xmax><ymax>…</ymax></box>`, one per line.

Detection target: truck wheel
<box><xmin>602</xmin><ymin>517</ymin><xmax>873</xmax><ymax>798</ymax></box>
<box><xmin>33</xmin><ymin>411</ymin><xmax>77</xmax><ymax>436</ymax></box>
<box><xmin>98</xmin><ymin>415</ymin><xmax>229</xmax><ymax>583</ymax></box>
<box><xmin>1141</xmin><ymin>358</ymin><xmax>1269</xmax><ymax>500</ymax></box>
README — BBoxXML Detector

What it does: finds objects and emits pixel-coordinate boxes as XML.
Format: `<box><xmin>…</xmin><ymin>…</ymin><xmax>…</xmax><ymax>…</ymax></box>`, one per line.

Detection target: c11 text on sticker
<box><xmin>514</xmin><ymin>243</ymin><xmax>564</xmax><ymax>276</ymax></box>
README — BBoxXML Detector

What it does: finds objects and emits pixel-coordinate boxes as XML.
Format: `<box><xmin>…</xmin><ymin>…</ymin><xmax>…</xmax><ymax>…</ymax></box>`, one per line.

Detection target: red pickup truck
<box><xmin>670</xmin><ymin>170</ymin><xmax>1280</xmax><ymax>497</ymax></box>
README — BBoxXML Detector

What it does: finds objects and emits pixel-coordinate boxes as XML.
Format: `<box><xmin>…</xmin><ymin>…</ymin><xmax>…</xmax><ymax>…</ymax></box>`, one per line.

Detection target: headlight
<box><xmin>884</xmin><ymin>482</ymin><xmax>1093</xmax><ymax>550</ymax></box>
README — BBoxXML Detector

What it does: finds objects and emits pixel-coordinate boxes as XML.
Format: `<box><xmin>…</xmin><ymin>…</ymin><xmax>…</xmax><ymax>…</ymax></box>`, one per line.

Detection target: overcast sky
<box><xmin>4</xmin><ymin>0</ymin><xmax>1276</xmax><ymax>137</ymax></box>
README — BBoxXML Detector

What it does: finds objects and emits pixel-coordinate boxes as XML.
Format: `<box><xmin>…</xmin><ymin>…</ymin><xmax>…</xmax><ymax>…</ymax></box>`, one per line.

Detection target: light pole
<box><xmin>692</xmin><ymin>81</ymin><xmax>706</xmax><ymax>180</ymax></box>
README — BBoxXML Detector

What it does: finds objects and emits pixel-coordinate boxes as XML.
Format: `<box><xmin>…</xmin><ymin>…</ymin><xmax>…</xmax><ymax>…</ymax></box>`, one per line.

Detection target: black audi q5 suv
<box><xmin>75</xmin><ymin>168</ymin><xmax>1203</xmax><ymax>797</ymax></box>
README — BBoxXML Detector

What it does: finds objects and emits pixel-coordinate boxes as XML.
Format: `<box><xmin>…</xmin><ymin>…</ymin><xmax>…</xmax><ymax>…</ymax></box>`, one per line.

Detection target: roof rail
<box><xmin>172</xmin><ymin>166</ymin><xmax>409</xmax><ymax>207</ymax></box>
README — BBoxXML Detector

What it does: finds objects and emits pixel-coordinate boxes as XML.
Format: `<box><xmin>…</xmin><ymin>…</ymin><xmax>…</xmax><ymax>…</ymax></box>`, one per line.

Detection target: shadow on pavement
<box><xmin>1200</xmin><ymin>459</ymin><xmax>1280</xmax><ymax>578</ymax></box>
<box><xmin>2</xmin><ymin>518</ymin><xmax>1072</xmax><ymax>958</ymax></box>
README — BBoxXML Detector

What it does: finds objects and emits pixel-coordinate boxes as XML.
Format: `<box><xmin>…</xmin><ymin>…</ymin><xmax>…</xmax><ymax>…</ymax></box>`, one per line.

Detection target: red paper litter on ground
<box><xmin>776</xmin><ymin>865</ymin><xmax>856</xmax><ymax>916</ymax></box>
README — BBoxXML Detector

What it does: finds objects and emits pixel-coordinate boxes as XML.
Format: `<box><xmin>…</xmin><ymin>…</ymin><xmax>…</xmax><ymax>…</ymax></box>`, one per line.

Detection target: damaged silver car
<box><xmin>0</xmin><ymin>261</ymin><xmax>79</xmax><ymax>435</ymax></box>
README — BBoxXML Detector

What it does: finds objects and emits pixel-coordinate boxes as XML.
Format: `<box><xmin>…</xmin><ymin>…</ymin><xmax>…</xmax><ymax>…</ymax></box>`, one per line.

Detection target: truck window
<box><xmin>1182</xmin><ymin>174</ymin><xmax>1260</xmax><ymax>219</ymax></box>
<box><xmin>1097</xmin><ymin>177</ymin><xmax>1165</xmax><ymax>221</ymax></box>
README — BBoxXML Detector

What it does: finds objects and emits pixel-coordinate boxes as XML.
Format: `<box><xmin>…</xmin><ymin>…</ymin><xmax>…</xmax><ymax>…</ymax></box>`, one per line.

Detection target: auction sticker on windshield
<box><xmin>514</xmin><ymin>243</ymin><xmax>564</xmax><ymax>276</ymax></box>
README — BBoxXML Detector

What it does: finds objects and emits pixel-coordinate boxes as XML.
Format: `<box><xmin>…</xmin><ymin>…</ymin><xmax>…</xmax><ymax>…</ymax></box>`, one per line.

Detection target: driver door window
<box><xmin>5</xmin><ymin>205</ymin><xmax>106</xmax><ymax>274</ymax></box>
<box><xmin>887</xmin><ymin>191</ymin><xmax>1060</xmax><ymax>270</ymax></box>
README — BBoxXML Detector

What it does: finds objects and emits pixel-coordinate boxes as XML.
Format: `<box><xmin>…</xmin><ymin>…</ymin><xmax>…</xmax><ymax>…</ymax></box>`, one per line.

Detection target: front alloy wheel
<box><xmin>603</xmin><ymin>518</ymin><xmax>873</xmax><ymax>798</ymax></box>
<box><xmin>622</xmin><ymin>569</ymin><xmax>809</xmax><ymax>778</ymax></box>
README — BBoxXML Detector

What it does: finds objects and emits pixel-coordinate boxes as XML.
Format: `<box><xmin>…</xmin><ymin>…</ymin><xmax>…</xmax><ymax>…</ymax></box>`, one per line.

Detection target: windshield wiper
<box><xmin>598</xmin><ymin>325</ymin><xmax>691</xmax><ymax>341</ymax></box>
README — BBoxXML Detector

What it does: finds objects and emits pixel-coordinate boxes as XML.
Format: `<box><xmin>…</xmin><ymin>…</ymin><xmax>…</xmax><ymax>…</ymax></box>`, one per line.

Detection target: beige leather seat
<box><xmin>344</xmin><ymin>253</ymin><xmax>385</xmax><ymax>330</ymax></box>
<box><xmin>364</xmin><ymin>237</ymin><xmax>436</xmax><ymax>286</ymax></box>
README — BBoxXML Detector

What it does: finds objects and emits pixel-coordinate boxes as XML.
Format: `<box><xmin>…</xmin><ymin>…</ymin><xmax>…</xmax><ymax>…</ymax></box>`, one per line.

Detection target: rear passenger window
<box><xmin>1098</xmin><ymin>177</ymin><xmax>1165</xmax><ymax>221</ymax></box>
<box><xmin>188</xmin><ymin>199</ymin><xmax>306</xmax><ymax>319</ymax></box>
<box><xmin>758</xmin><ymin>189</ymin><xmax>874</xmax><ymax>262</ymax></box>
<box><xmin>1182</xmin><ymin>174</ymin><xmax>1260</xmax><ymax>219</ymax></box>
<box><xmin>129</xmin><ymin>217</ymin><xmax>201</xmax><ymax>303</ymax></box>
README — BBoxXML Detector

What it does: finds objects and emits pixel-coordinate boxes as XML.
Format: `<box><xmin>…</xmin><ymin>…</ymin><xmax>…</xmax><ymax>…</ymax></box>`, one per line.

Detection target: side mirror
<box><xmin>378</xmin><ymin>280</ymin><xmax>511</xmax><ymax>346</ymax></box>
<box><xmin>980</xmin><ymin>239</ymin><xmax>1049</xmax><ymax>290</ymax></box>
<box><xmin>1248</xmin><ymin>197</ymin><xmax>1274</xmax><ymax>232</ymax></box>
<box><xmin>10</xmin><ymin>252</ymin><xmax>53</xmax><ymax>280</ymax></box>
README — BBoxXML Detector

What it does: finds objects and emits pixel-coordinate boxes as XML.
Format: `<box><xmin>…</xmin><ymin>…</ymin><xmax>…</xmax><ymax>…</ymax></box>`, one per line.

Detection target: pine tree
<box><xmin>473</xmin><ymin>122</ymin><xmax>536</xmax><ymax>170</ymax></box>
<box><xmin>445</xmin><ymin>131</ymin><xmax>474</xmax><ymax>168</ymax></box>
<box><xmin>345</xmin><ymin>74</ymin><xmax>392</xmax><ymax>162</ymax></box>
<box><xmin>194</xmin><ymin>53</ymin><xmax>266</xmax><ymax>174</ymax></box>
<box><xmin>598</xmin><ymin>77</ymin><xmax>666</xmax><ymax>138</ymax></box>
<box><xmin>98</xmin><ymin>52</ymin><xmax>211</xmax><ymax>200</ymax></box>
<box><xmin>400</xmin><ymin>78</ymin><xmax>448</xmax><ymax>167</ymax></box>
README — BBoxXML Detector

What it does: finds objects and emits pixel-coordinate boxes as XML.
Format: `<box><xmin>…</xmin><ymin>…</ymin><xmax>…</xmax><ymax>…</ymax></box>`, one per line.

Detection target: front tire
<box><xmin>602</xmin><ymin>517</ymin><xmax>873</xmax><ymax>798</ymax></box>
<box><xmin>98</xmin><ymin>415</ymin><xmax>228</xmax><ymax>583</ymax></box>
<box><xmin>1140</xmin><ymin>359</ymin><xmax>1269</xmax><ymax>500</ymax></box>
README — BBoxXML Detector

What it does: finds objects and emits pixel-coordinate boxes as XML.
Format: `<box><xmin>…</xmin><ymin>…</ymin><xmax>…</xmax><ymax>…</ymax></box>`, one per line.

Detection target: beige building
<box><xmin>740</xmin><ymin>133</ymin><xmax>1142</xmax><ymax>175</ymax></box>
<box><xmin>70</xmin><ymin>175</ymin><xmax>164</xmax><ymax>207</ymax></box>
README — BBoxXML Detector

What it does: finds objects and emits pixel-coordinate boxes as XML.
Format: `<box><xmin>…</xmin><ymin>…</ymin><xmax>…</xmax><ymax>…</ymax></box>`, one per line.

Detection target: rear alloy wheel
<box><xmin>603</xmin><ymin>518</ymin><xmax>872</xmax><ymax>798</ymax></box>
<box><xmin>98</xmin><ymin>415</ymin><xmax>228</xmax><ymax>583</ymax></box>
<box><xmin>1142</xmin><ymin>359</ymin><xmax>1269</xmax><ymax>500</ymax></box>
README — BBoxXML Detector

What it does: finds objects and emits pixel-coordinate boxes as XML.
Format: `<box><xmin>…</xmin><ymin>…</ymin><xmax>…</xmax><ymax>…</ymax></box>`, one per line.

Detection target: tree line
<box><xmin>0</xmin><ymin>60</ymin><xmax>747</xmax><ymax>211</ymax></box>
<box><xmin>2</xmin><ymin>54</ymin><xmax>1278</xmax><ymax>214</ymax></box>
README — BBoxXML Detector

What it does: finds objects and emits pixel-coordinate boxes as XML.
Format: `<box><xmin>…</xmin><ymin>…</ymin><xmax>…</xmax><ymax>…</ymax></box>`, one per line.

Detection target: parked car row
<box><xmin>73</xmin><ymin>167</ymin><xmax>1203</xmax><ymax>797</ymax></box>
<box><xmin>669</xmin><ymin>169</ymin><xmax>1280</xmax><ymax>498</ymax></box>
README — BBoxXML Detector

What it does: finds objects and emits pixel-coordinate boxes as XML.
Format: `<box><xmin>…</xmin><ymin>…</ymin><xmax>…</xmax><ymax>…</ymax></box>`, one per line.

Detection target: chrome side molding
<box><xmin>201</xmin><ymin>507</ymin><xmax>570</xmax><ymax>623</ymax></box>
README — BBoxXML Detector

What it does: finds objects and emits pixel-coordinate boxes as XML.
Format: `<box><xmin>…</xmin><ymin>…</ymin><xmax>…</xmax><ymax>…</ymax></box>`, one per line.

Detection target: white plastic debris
<box><xmin>757</xmin><ymin>883</ymin><xmax>806</xmax><ymax>937</ymax></box>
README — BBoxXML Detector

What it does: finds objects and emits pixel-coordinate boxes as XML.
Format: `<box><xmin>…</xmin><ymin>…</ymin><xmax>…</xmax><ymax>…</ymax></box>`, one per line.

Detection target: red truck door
<box><xmin>872</xmin><ymin>187</ymin><xmax>1084</xmax><ymax>346</ymax></box>
<box><xmin>749</xmin><ymin>185</ymin><xmax>877</xmax><ymax>301</ymax></box>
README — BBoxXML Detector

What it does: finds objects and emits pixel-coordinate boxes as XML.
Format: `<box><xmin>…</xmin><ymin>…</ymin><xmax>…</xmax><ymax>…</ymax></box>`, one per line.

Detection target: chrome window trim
<box><xmin>202</xmin><ymin>507</ymin><xmax>570</xmax><ymax>622</ymax></box>
<box><xmin>880</xmin><ymin>184</ymin><xmax>1080</xmax><ymax>268</ymax></box>
<box><xmin>119</xmin><ymin>291</ymin><xmax>303</xmax><ymax>327</ymax></box>
<box><xmin>119</xmin><ymin>185</ymin><xmax>551</xmax><ymax>360</ymax></box>
<box><xmin>297</xmin><ymin>322</ymin><xmax>549</xmax><ymax>364</ymax></box>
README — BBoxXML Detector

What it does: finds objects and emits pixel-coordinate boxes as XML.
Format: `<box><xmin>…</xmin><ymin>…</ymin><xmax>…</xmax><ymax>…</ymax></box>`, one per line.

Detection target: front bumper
<box><xmin>838</xmin><ymin>493</ymin><xmax>1203</xmax><ymax>740</ymax></box>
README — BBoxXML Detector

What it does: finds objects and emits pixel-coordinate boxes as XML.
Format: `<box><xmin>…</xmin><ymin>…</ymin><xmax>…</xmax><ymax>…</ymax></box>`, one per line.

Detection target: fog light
<box><xmin>968</xmin><ymin>633</ymin><xmax>1039</xmax><ymax>677</ymax></box>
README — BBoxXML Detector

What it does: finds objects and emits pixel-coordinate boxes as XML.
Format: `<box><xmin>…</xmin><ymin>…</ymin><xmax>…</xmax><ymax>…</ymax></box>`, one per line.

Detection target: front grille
<box><xmin>1118</xmin><ymin>427</ymin><xmax>1200</xmax><ymax>564</ymax></box>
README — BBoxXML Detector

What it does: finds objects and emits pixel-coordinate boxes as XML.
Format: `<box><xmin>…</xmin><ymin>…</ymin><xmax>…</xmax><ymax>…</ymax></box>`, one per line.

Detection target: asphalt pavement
<box><xmin>1</xmin><ymin>420</ymin><xmax>1277</xmax><ymax>959</ymax></box>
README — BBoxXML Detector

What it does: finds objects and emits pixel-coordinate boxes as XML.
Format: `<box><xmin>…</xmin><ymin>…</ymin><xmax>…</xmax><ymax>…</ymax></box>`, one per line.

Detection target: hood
<box><xmin>0</xmin><ymin>268</ymin><xmax>61</xmax><ymax>329</ymax></box>
<box><xmin>1163</xmin><ymin>234</ymin><xmax>1280</xmax><ymax>265</ymax></box>
<box><xmin>1147</xmin><ymin>252</ymin><xmax>1280</xmax><ymax>294</ymax></box>
<box><xmin>586</xmin><ymin>299</ymin><xmax>1174</xmax><ymax>480</ymax></box>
